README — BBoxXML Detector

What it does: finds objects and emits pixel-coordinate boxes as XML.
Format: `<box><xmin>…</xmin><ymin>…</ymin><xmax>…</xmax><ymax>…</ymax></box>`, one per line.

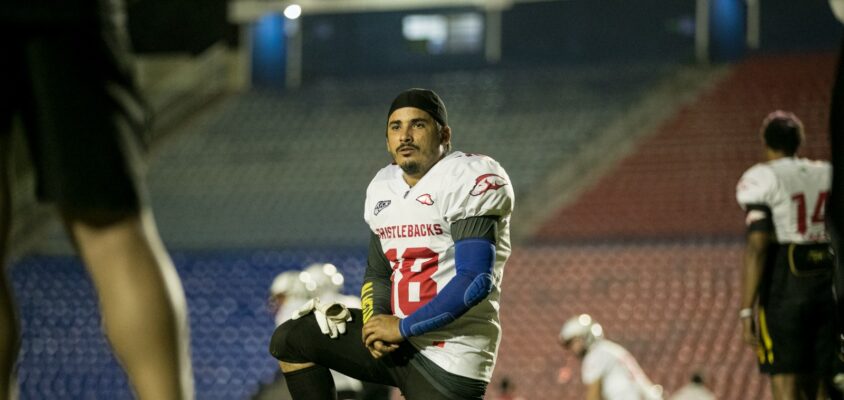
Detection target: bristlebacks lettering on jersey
<box><xmin>374</xmin><ymin>224</ymin><xmax>444</xmax><ymax>240</ymax></box>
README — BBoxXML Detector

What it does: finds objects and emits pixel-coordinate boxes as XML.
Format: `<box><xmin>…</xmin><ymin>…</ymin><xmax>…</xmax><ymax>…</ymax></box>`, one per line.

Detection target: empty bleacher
<box><xmin>535</xmin><ymin>53</ymin><xmax>836</xmax><ymax>241</ymax></box>
<box><xmin>146</xmin><ymin>63</ymin><xmax>675</xmax><ymax>249</ymax></box>
<box><xmin>9</xmin><ymin>52</ymin><xmax>837</xmax><ymax>400</ymax></box>
<box><xmin>11</xmin><ymin>241</ymin><xmax>766</xmax><ymax>399</ymax></box>
<box><xmin>510</xmin><ymin>52</ymin><xmax>837</xmax><ymax>400</ymax></box>
<box><xmin>10</xmin><ymin>61</ymin><xmax>689</xmax><ymax>399</ymax></box>
<box><xmin>11</xmin><ymin>249</ymin><xmax>368</xmax><ymax>400</ymax></box>
<box><xmin>495</xmin><ymin>241</ymin><xmax>765</xmax><ymax>400</ymax></box>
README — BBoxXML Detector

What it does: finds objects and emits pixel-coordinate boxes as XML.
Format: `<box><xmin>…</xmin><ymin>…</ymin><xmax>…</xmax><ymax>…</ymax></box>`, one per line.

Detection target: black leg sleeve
<box><xmin>283</xmin><ymin>366</ymin><xmax>336</xmax><ymax>400</ymax></box>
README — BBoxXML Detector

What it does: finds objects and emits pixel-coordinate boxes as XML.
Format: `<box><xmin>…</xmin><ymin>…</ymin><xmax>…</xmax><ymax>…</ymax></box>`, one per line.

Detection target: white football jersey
<box><xmin>736</xmin><ymin>157</ymin><xmax>831</xmax><ymax>243</ymax></box>
<box><xmin>363</xmin><ymin>151</ymin><xmax>514</xmax><ymax>382</ymax></box>
<box><xmin>582</xmin><ymin>340</ymin><xmax>662</xmax><ymax>400</ymax></box>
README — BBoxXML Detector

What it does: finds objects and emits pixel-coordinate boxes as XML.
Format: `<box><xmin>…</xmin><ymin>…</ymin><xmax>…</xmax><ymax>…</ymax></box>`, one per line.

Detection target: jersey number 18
<box><xmin>384</xmin><ymin>247</ymin><xmax>439</xmax><ymax>316</ymax></box>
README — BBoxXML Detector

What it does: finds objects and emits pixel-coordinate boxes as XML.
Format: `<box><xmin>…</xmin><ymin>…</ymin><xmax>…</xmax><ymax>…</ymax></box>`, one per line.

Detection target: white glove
<box><xmin>292</xmin><ymin>298</ymin><xmax>353</xmax><ymax>339</ymax></box>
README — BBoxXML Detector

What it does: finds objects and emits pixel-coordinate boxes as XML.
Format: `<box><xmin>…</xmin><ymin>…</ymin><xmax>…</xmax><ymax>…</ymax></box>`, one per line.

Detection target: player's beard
<box><xmin>399</xmin><ymin>160</ymin><xmax>421</xmax><ymax>176</ymax></box>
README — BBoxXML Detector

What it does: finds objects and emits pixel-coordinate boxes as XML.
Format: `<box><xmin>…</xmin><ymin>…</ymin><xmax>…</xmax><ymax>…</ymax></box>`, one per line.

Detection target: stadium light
<box><xmin>284</xmin><ymin>4</ymin><xmax>302</xmax><ymax>19</ymax></box>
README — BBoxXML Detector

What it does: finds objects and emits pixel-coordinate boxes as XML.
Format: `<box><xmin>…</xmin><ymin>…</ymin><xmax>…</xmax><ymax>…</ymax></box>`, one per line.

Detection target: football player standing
<box><xmin>736</xmin><ymin>111</ymin><xmax>838</xmax><ymax>399</ymax></box>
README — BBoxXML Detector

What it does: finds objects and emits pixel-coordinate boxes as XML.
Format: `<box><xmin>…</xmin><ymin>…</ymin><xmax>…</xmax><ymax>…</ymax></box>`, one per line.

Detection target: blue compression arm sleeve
<box><xmin>399</xmin><ymin>238</ymin><xmax>496</xmax><ymax>338</ymax></box>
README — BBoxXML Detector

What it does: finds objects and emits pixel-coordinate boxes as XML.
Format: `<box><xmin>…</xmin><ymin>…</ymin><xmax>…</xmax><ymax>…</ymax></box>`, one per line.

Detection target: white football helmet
<box><xmin>559</xmin><ymin>314</ymin><xmax>604</xmax><ymax>348</ymax></box>
<box><xmin>300</xmin><ymin>263</ymin><xmax>345</xmax><ymax>296</ymax></box>
<box><xmin>270</xmin><ymin>270</ymin><xmax>308</xmax><ymax>298</ymax></box>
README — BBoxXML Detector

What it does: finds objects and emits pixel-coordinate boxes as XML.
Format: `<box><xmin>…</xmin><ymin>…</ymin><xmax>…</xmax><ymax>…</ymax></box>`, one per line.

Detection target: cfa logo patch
<box><xmin>416</xmin><ymin>194</ymin><xmax>434</xmax><ymax>206</ymax></box>
<box><xmin>374</xmin><ymin>200</ymin><xmax>391</xmax><ymax>216</ymax></box>
<box><xmin>470</xmin><ymin>174</ymin><xmax>508</xmax><ymax>196</ymax></box>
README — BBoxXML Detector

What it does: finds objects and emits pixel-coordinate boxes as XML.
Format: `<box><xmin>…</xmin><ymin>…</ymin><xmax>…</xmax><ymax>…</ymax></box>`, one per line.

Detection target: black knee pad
<box><xmin>269</xmin><ymin>319</ymin><xmax>295</xmax><ymax>361</ymax></box>
<box><xmin>269</xmin><ymin>316</ymin><xmax>313</xmax><ymax>362</ymax></box>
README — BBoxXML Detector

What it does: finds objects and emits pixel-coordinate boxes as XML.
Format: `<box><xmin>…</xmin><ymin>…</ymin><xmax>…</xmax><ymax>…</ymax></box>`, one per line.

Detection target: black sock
<box><xmin>283</xmin><ymin>365</ymin><xmax>337</xmax><ymax>400</ymax></box>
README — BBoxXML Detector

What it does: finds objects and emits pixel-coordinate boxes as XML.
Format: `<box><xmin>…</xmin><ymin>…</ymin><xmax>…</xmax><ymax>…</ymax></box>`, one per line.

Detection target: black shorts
<box><xmin>756</xmin><ymin>300</ymin><xmax>837</xmax><ymax>375</ymax></box>
<box><xmin>0</xmin><ymin>17</ymin><xmax>149</xmax><ymax>212</ymax></box>
<box><xmin>757</xmin><ymin>244</ymin><xmax>837</xmax><ymax>375</ymax></box>
<box><xmin>269</xmin><ymin>309</ymin><xmax>488</xmax><ymax>400</ymax></box>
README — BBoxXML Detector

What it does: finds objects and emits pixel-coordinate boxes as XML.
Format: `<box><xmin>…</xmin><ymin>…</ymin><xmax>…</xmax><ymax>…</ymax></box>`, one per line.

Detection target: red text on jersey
<box><xmin>375</xmin><ymin>224</ymin><xmax>444</xmax><ymax>240</ymax></box>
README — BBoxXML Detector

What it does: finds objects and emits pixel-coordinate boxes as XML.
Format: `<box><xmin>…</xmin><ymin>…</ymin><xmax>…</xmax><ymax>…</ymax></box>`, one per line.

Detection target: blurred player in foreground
<box><xmin>736</xmin><ymin>111</ymin><xmax>838</xmax><ymax>400</ymax></box>
<box><xmin>269</xmin><ymin>88</ymin><xmax>515</xmax><ymax>399</ymax></box>
<box><xmin>0</xmin><ymin>0</ymin><xmax>194</xmax><ymax>399</ymax></box>
<box><xmin>558</xmin><ymin>314</ymin><xmax>662</xmax><ymax>400</ymax></box>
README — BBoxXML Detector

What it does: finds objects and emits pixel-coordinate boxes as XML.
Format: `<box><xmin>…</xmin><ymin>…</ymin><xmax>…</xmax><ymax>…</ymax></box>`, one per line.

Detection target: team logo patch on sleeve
<box><xmin>374</xmin><ymin>200</ymin><xmax>391</xmax><ymax>215</ymax></box>
<box><xmin>416</xmin><ymin>194</ymin><xmax>434</xmax><ymax>205</ymax></box>
<box><xmin>470</xmin><ymin>174</ymin><xmax>508</xmax><ymax>196</ymax></box>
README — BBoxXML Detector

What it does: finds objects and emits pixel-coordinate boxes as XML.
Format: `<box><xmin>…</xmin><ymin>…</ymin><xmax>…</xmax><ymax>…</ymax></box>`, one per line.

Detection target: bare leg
<box><xmin>63</xmin><ymin>209</ymin><xmax>193</xmax><ymax>400</ymax></box>
<box><xmin>0</xmin><ymin>137</ymin><xmax>19</xmax><ymax>400</ymax></box>
<box><xmin>771</xmin><ymin>374</ymin><xmax>814</xmax><ymax>400</ymax></box>
<box><xmin>816</xmin><ymin>377</ymin><xmax>828</xmax><ymax>400</ymax></box>
<box><xmin>280</xmin><ymin>361</ymin><xmax>316</xmax><ymax>373</ymax></box>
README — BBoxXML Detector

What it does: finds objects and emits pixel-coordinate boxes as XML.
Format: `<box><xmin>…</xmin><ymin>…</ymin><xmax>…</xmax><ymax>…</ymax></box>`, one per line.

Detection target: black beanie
<box><xmin>387</xmin><ymin>88</ymin><xmax>447</xmax><ymax>126</ymax></box>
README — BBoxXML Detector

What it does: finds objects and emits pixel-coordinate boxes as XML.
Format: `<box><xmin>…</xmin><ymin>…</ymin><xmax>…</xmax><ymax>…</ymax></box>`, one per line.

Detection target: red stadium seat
<box><xmin>495</xmin><ymin>236</ymin><xmax>772</xmax><ymax>398</ymax></box>
<box><xmin>533</xmin><ymin>53</ymin><xmax>835</xmax><ymax>242</ymax></box>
